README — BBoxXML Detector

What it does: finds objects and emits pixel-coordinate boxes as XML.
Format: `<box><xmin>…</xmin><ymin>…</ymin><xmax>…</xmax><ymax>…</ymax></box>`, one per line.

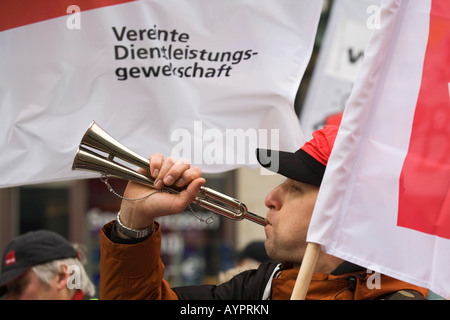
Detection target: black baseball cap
<box><xmin>0</xmin><ymin>230</ymin><xmax>78</xmax><ymax>295</ymax></box>
<box><xmin>256</xmin><ymin>125</ymin><xmax>339</xmax><ymax>186</ymax></box>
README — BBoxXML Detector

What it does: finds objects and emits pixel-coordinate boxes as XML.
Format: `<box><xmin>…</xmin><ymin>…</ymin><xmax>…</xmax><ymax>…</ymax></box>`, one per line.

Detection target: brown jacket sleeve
<box><xmin>100</xmin><ymin>221</ymin><xmax>179</xmax><ymax>300</ymax></box>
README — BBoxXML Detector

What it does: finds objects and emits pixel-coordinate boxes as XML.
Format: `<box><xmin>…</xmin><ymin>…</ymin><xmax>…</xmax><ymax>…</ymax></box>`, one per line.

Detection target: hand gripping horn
<box><xmin>72</xmin><ymin>122</ymin><xmax>268</xmax><ymax>226</ymax></box>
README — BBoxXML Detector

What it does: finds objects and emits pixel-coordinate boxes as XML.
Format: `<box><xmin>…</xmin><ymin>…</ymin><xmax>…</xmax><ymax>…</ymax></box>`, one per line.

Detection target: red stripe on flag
<box><xmin>0</xmin><ymin>0</ymin><xmax>137</xmax><ymax>31</ymax></box>
<box><xmin>398</xmin><ymin>0</ymin><xmax>450</xmax><ymax>238</ymax></box>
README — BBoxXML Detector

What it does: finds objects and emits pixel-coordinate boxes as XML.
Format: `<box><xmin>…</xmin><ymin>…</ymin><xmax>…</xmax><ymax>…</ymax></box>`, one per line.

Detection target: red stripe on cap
<box><xmin>0</xmin><ymin>0</ymin><xmax>137</xmax><ymax>31</ymax></box>
<box><xmin>300</xmin><ymin>125</ymin><xmax>339</xmax><ymax>166</ymax></box>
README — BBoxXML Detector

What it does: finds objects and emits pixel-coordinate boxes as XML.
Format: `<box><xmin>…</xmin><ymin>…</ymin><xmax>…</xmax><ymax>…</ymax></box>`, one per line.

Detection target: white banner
<box><xmin>0</xmin><ymin>0</ymin><xmax>323</xmax><ymax>187</ymax></box>
<box><xmin>300</xmin><ymin>0</ymin><xmax>380</xmax><ymax>138</ymax></box>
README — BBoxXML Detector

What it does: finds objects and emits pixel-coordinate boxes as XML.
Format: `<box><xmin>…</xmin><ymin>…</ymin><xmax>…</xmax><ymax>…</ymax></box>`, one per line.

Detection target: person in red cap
<box><xmin>99</xmin><ymin>125</ymin><xmax>427</xmax><ymax>300</ymax></box>
<box><xmin>0</xmin><ymin>230</ymin><xmax>95</xmax><ymax>300</ymax></box>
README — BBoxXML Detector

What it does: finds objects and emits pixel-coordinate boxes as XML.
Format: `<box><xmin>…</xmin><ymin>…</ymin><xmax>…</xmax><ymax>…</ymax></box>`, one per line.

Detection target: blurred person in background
<box><xmin>0</xmin><ymin>229</ymin><xmax>95</xmax><ymax>300</ymax></box>
<box><xmin>218</xmin><ymin>241</ymin><xmax>271</xmax><ymax>283</ymax></box>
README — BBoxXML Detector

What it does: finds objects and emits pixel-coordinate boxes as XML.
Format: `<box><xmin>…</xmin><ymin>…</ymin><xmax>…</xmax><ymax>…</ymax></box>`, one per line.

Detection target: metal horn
<box><xmin>72</xmin><ymin>121</ymin><xmax>268</xmax><ymax>226</ymax></box>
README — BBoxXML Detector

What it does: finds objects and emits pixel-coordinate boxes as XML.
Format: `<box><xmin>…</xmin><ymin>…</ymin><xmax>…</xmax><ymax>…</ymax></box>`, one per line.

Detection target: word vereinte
<box><xmin>112</xmin><ymin>25</ymin><xmax>189</xmax><ymax>43</ymax></box>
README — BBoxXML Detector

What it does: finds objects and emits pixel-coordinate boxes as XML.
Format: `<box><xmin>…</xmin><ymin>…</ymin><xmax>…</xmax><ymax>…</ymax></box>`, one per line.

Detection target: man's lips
<box><xmin>264</xmin><ymin>216</ymin><xmax>272</xmax><ymax>227</ymax></box>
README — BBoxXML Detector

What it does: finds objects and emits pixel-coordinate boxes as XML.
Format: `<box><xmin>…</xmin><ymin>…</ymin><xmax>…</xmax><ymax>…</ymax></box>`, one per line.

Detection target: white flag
<box><xmin>308</xmin><ymin>0</ymin><xmax>450</xmax><ymax>298</ymax></box>
<box><xmin>0</xmin><ymin>0</ymin><xmax>323</xmax><ymax>187</ymax></box>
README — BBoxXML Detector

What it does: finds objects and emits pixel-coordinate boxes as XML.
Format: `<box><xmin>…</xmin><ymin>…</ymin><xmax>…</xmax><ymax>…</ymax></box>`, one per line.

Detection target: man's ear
<box><xmin>55</xmin><ymin>264</ymin><xmax>70</xmax><ymax>290</ymax></box>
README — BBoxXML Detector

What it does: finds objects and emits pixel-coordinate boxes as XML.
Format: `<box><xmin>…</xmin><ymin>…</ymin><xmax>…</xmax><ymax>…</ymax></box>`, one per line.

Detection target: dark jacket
<box><xmin>100</xmin><ymin>221</ymin><xmax>428</xmax><ymax>300</ymax></box>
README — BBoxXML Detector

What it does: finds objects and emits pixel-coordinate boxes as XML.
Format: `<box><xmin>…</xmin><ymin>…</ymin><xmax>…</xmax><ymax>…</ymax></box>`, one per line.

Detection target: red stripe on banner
<box><xmin>0</xmin><ymin>0</ymin><xmax>137</xmax><ymax>31</ymax></box>
<box><xmin>398</xmin><ymin>0</ymin><xmax>450</xmax><ymax>238</ymax></box>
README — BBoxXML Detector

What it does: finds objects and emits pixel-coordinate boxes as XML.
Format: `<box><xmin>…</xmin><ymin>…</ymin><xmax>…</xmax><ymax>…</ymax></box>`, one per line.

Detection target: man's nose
<box><xmin>264</xmin><ymin>185</ymin><xmax>282</xmax><ymax>211</ymax></box>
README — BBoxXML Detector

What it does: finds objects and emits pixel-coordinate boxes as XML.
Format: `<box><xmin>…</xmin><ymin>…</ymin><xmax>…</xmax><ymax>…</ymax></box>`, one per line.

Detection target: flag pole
<box><xmin>290</xmin><ymin>242</ymin><xmax>321</xmax><ymax>300</ymax></box>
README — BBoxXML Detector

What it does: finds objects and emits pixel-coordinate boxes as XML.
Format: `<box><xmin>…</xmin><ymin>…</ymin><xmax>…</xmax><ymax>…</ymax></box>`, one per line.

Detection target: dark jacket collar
<box><xmin>330</xmin><ymin>261</ymin><xmax>366</xmax><ymax>275</ymax></box>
